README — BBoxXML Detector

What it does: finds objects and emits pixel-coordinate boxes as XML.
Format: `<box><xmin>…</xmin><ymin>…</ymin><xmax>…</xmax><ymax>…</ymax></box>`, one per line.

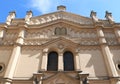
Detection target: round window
<box><xmin>117</xmin><ymin>64</ymin><xmax>120</xmax><ymax>70</ymax></box>
<box><xmin>0</xmin><ymin>66</ymin><xmax>2</xmax><ymax>71</ymax></box>
<box><xmin>0</xmin><ymin>64</ymin><xmax>4</xmax><ymax>73</ymax></box>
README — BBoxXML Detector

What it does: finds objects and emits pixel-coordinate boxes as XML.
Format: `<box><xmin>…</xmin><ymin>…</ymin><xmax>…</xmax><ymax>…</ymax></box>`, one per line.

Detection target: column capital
<box><xmin>78</xmin><ymin>72</ymin><xmax>89</xmax><ymax>78</ymax></box>
<box><xmin>94</xmin><ymin>22</ymin><xmax>104</xmax><ymax>28</ymax></box>
<box><xmin>78</xmin><ymin>72</ymin><xmax>89</xmax><ymax>84</ymax></box>
<box><xmin>43</xmin><ymin>48</ymin><xmax>49</xmax><ymax>53</ymax></box>
<box><xmin>33</xmin><ymin>73</ymin><xmax>43</xmax><ymax>84</ymax></box>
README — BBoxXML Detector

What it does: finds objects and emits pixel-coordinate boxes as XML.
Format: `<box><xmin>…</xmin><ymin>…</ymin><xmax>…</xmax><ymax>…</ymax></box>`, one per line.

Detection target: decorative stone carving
<box><xmin>25</xmin><ymin>10</ymin><xmax>33</xmax><ymax>24</ymax></box>
<box><xmin>6</xmin><ymin>11</ymin><xmax>16</xmax><ymax>25</ymax></box>
<box><xmin>79</xmin><ymin>39</ymin><xmax>99</xmax><ymax>45</ymax></box>
<box><xmin>104</xmin><ymin>31</ymin><xmax>118</xmax><ymax>45</ymax></box>
<box><xmin>33</xmin><ymin>73</ymin><xmax>43</xmax><ymax>84</ymax></box>
<box><xmin>55</xmin><ymin>27</ymin><xmax>67</xmax><ymax>35</ymax></box>
<box><xmin>90</xmin><ymin>11</ymin><xmax>99</xmax><ymax>22</ymax></box>
<box><xmin>106</xmin><ymin>38</ymin><xmax>118</xmax><ymax>45</ymax></box>
<box><xmin>29</xmin><ymin>12</ymin><xmax>93</xmax><ymax>25</ymax></box>
<box><xmin>104</xmin><ymin>31</ymin><xmax>116</xmax><ymax>38</ymax></box>
<box><xmin>105</xmin><ymin>11</ymin><xmax>114</xmax><ymax>24</ymax></box>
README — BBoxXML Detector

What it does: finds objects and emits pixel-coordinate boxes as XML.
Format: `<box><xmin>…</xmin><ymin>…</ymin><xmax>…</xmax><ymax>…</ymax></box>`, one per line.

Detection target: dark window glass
<box><xmin>118</xmin><ymin>64</ymin><xmax>120</xmax><ymax>70</ymax></box>
<box><xmin>47</xmin><ymin>51</ymin><xmax>58</xmax><ymax>71</ymax></box>
<box><xmin>0</xmin><ymin>66</ymin><xmax>2</xmax><ymax>71</ymax></box>
<box><xmin>63</xmin><ymin>51</ymin><xmax>74</xmax><ymax>71</ymax></box>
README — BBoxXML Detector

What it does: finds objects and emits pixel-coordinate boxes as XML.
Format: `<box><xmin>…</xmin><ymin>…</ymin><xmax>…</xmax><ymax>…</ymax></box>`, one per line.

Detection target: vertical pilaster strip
<box><xmin>0</xmin><ymin>28</ymin><xmax>5</xmax><ymax>38</ymax></box>
<box><xmin>41</xmin><ymin>49</ymin><xmax>48</xmax><ymax>71</ymax></box>
<box><xmin>3</xmin><ymin>25</ymin><xmax>26</xmax><ymax>84</ymax></box>
<box><xmin>58</xmin><ymin>52</ymin><xmax>63</xmax><ymax>71</ymax></box>
<box><xmin>96</xmin><ymin>26</ymin><xmax>118</xmax><ymax>77</ymax></box>
<box><xmin>113</xmin><ymin>25</ymin><xmax>120</xmax><ymax>84</ymax></box>
<box><xmin>75</xmin><ymin>52</ymin><xmax>81</xmax><ymax>71</ymax></box>
<box><xmin>0</xmin><ymin>27</ymin><xmax>5</xmax><ymax>45</ymax></box>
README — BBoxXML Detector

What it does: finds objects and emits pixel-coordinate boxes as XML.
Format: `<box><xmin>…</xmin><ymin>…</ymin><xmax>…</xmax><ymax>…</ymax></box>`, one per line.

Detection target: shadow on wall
<box><xmin>80</xmin><ymin>49</ymin><xmax>108</xmax><ymax>77</ymax></box>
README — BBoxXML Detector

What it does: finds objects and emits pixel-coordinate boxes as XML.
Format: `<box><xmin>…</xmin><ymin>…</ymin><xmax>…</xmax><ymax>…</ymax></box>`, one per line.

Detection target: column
<box><xmin>75</xmin><ymin>52</ymin><xmax>81</xmax><ymax>71</ymax></box>
<box><xmin>96</xmin><ymin>25</ymin><xmax>119</xmax><ymax>84</ymax></box>
<box><xmin>58</xmin><ymin>52</ymin><xmax>63</xmax><ymax>71</ymax></box>
<box><xmin>3</xmin><ymin>25</ymin><xmax>26</xmax><ymax>84</ymax></box>
<box><xmin>41</xmin><ymin>48</ymin><xmax>48</xmax><ymax>71</ymax></box>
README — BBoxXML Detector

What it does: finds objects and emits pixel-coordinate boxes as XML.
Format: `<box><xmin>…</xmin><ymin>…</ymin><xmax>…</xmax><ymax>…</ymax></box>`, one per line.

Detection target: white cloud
<box><xmin>29</xmin><ymin>0</ymin><xmax>60</xmax><ymax>14</ymax></box>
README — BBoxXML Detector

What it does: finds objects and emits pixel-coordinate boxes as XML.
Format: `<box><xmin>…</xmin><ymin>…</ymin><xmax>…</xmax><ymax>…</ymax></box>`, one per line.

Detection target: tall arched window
<box><xmin>63</xmin><ymin>51</ymin><xmax>74</xmax><ymax>71</ymax></box>
<box><xmin>47</xmin><ymin>51</ymin><xmax>58</xmax><ymax>71</ymax></box>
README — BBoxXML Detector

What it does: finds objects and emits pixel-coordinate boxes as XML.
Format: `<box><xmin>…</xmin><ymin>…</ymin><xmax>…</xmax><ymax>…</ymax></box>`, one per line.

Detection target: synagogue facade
<box><xmin>0</xmin><ymin>5</ymin><xmax>120</xmax><ymax>84</ymax></box>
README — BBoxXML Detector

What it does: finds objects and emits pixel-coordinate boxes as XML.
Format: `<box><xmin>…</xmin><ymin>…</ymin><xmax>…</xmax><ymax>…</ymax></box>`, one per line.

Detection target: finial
<box><xmin>57</xmin><ymin>5</ymin><xmax>66</xmax><ymax>11</ymax></box>
<box><xmin>6</xmin><ymin>11</ymin><xmax>16</xmax><ymax>25</ymax></box>
<box><xmin>90</xmin><ymin>10</ymin><xmax>98</xmax><ymax>22</ymax></box>
<box><xmin>105</xmin><ymin>11</ymin><xmax>114</xmax><ymax>24</ymax></box>
<box><xmin>25</xmin><ymin>10</ymin><xmax>33</xmax><ymax>24</ymax></box>
<box><xmin>26</xmin><ymin>10</ymin><xmax>33</xmax><ymax>16</ymax></box>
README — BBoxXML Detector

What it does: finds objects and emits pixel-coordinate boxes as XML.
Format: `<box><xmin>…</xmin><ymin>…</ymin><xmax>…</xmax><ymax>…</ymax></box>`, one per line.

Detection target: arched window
<box><xmin>55</xmin><ymin>27</ymin><xmax>67</xmax><ymax>35</ymax></box>
<box><xmin>55</xmin><ymin>27</ymin><xmax>61</xmax><ymax>35</ymax></box>
<box><xmin>63</xmin><ymin>51</ymin><xmax>74</xmax><ymax>71</ymax></box>
<box><xmin>61</xmin><ymin>27</ymin><xmax>67</xmax><ymax>35</ymax></box>
<box><xmin>47</xmin><ymin>51</ymin><xmax>58</xmax><ymax>71</ymax></box>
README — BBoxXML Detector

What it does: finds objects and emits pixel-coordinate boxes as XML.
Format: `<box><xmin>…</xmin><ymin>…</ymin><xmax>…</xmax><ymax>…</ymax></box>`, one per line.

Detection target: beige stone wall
<box><xmin>0</xmin><ymin>47</ymin><xmax>12</xmax><ymax>76</ymax></box>
<box><xmin>79</xmin><ymin>49</ymin><xmax>108</xmax><ymax>77</ymax></box>
<box><xmin>110</xmin><ymin>48</ymin><xmax>120</xmax><ymax>75</ymax></box>
<box><xmin>12</xmin><ymin>81</ymin><xmax>33</xmax><ymax>84</ymax></box>
<box><xmin>14</xmin><ymin>47</ymin><xmax>42</xmax><ymax>78</ymax></box>
<box><xmin>90</xmin><ymin>80</ymin><xmax>110</xmax><ymax>84</ymax></box>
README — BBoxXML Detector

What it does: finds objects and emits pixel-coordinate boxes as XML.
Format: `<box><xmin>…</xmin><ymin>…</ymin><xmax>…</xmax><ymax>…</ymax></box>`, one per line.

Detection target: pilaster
<box><xmin>41</xmin><ymin>48</ymin><xmax>48</xmax><ymax>71</ymax></box>
<box><xmin>3</xmin><ymin>24</ymin><xmax>26</xmax><ymax>84</ymax></box>
<box><xmin>96</xmin><ymin>24</ymin><xmax>119</xmax><ymax>84</ymax></box>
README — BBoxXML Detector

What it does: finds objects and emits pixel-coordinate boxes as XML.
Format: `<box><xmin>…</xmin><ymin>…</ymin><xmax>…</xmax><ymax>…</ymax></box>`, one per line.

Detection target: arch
<box><xmin>63</xmin><ymin>51</ymin><xmax>74</xmax><ymax>71</ymax></box>
<box><xmin>55</xmin><ymin>27</ymin><xmax>61</xmax><ymax>35</ymax></box>
<box><xmin>55</xmin><ymin>27</ymin><xmax>67</xmax><ymax>35</ymax></box>
<box><xmin>61</xmin><ymin>27</ymin><xmax>67</xmax><ymax>35</ymax></box>
<box><xmin>47</xmin><ymin>51</ymin><xmax>58</xmax><ymax>71</ymax></box>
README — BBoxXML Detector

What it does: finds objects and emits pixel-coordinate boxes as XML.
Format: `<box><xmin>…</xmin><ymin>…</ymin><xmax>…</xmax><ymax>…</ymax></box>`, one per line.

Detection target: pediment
<box><xmin>41</xmin><ymin>37</ymin><xmax>78</xmax><ymax>49</ymax></box>
<box><xmin>43</xmin><ymin>72</ymin><xmax>79</xmax><ymax>84</ymax></box>
<box><xmin>29</xmin><ymin>11</ymin><xmax>93</xmax><ymax>25</ymax></box>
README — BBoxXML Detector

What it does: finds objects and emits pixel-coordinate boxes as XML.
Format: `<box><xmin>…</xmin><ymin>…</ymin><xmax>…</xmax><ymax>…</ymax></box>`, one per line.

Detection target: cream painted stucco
<box><xmin>79</xmin><ymin>49</ymin><xmax>108</xmax><ymax>77</ymax></box>
<box><xmin>14</xmin><ymin>49</ymin><xmax>41</xmax><ymax>78</ymax></box>
<box><xmin>0</xmin><ymin>47</ymin><xmax>12</xmax><ymax>76</ymax></box>
<box><xmin>110</xmin><ymin>49</ymin><xmax>120</xmax><ymax>75</ymax></box>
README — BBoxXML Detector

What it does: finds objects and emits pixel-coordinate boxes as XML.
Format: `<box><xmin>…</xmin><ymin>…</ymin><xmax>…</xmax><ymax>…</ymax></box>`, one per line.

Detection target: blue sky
<box><xmin>0</xmin><ymin>0</ymin><xmax>120</xmax><ymax>22</ymax></box>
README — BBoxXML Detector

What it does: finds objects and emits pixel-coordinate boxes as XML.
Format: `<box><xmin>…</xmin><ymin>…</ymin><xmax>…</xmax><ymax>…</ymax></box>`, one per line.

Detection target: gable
<box><xmin>28</xmin><ymin>11</ymin><xmax>94</xmax><ymax>25</ymax></box>
<box><xmin>41</xmin><ymin>37</ymin><xmax>78</xmax><ymax>49</ymax></box>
